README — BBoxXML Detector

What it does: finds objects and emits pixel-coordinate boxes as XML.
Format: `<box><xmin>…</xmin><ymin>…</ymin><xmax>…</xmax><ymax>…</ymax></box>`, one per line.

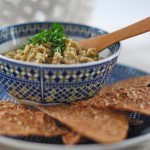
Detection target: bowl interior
<box><xmin>0</xmin><ymin>22</ymin><xmax>120</xmax><ymax>59</ymax></box>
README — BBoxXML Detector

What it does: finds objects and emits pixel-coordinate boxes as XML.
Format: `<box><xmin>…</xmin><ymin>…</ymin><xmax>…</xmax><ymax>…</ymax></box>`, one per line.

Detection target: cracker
<box><xmin>97</xmin><ymin>87</ymin><xmax>150</xmax><ymax>116</ymax></box>
<box><xmin>101</xmin><ymin>75</ymin><xmax>150</xmax><ymax>93</ymax></box>
<box><xmin>37</xmin><ymin>105</ymin><xmax>129</xmax><ymax>143</ymax></box>
<box><xmin>62</xmin><ymin>132</ymin><xmax>83</xmax><ymax>145</ymax></box>
<box><xmin>0</xmin><ymin>101</ymin><xmax>68</xmax><ymax>137</ymax></box>
<box><xmin>76</xmin><ymin>76</ymin><xmax>150</xmax><ymax>116</ymax></box>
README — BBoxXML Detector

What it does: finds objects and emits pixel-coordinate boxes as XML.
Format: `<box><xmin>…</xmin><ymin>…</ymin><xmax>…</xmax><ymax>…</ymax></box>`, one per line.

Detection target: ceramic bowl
<box><xmin>0</xmin><ymin>22</ymin><xmax>121</xmax><ymax>105</ymax></box>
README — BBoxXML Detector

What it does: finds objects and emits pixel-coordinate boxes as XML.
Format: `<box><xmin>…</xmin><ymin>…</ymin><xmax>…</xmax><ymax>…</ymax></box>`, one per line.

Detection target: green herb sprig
<box><xmin>22</xmin><ymin>23</ymin><xmax>67</xmax><ymax>55</ymax></box>
<box><xmin>49</xmin><ymin>23</ymin><xmax>67</xmax><ymax>54</ymax></box>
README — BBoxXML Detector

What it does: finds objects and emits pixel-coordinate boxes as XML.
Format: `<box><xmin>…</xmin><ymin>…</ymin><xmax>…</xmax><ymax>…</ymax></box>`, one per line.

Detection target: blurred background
<box><xmin>0</xmin><ymin>0</ymin><xmax>150</xmax><ymax>72</ymax></box>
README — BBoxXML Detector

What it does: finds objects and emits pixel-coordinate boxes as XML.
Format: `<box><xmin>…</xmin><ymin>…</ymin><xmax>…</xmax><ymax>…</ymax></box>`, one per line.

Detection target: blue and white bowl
<box><xmin>0</xmin><ymin>22</ymin><xmax>121</xmax><ymax>105</ymax></box>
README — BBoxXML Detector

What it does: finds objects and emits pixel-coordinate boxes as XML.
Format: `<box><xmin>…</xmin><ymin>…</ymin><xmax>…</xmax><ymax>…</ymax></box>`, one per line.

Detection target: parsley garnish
<box><xmin>22</xmin><ymin>23</ymin><xmax>67</xmax><ymax>55</ymax></box>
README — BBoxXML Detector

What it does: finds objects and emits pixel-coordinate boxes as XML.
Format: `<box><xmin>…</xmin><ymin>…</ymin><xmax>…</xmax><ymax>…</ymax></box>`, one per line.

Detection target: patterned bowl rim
<box><xmin>0</xmin><ymin>22</ymin><xmax>121</xmax><ymax>68</ymax></box>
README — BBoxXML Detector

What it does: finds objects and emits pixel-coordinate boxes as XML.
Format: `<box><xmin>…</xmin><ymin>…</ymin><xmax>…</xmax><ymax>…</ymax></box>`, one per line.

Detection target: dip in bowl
<box><xmin>0</xmin><ymin>22</ymin><xmax>121</xmax><ymax>105</ymax></box>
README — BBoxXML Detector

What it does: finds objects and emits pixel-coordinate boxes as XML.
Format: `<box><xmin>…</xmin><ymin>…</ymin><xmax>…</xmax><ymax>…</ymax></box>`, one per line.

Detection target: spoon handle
<box><xmin>79</xmin><ymin>17</ymin><xmax>150</xmax><ymax>52</ymax></box>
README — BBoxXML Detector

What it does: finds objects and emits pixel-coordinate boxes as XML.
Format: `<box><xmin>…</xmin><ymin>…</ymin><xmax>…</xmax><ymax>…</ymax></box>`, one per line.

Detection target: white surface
<box><xmin>0</xmin><ymin>0</ymin><xmax>150</xmax><ymax>150</ymax></box>
<box><xmin>90</xmin><ymin>0</ymin><xmax>150</xmax><ymax>73</ymax></box>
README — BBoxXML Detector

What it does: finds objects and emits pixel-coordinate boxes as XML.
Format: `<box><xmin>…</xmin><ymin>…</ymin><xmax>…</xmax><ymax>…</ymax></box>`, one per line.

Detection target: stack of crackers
<box><xmin>0</xmin><ymin>76</ymin><xmax>150</xmax><ymax>145</ymax></box>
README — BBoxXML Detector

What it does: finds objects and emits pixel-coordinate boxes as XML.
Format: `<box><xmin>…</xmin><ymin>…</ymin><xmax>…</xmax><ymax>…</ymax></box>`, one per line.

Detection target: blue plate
<box><xmin>0</xmin><ymin>64</ymin><xmax>150</xmax><ymax>146</ymax></box>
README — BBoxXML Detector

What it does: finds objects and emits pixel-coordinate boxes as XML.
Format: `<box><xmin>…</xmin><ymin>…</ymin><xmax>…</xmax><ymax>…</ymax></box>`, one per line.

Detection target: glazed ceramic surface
<box><xmin>0</xmin><ymin>64</ymin><xmax>149</xmax><ymax>150</ymax></box>
<box><xmin>0</xmin><ymin>22</ymin><xmax>120</xmax><ymax>104</ymax></box>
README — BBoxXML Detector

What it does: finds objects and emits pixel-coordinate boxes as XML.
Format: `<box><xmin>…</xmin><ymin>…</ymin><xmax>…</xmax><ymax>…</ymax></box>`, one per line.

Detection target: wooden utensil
<box><xmin>78</xmin><ymin>17</ymin><xmax>150</xmax><ymax>52</ymax></box>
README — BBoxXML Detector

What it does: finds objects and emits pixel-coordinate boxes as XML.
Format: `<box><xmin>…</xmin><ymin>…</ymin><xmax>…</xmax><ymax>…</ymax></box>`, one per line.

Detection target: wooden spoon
<box><xmin>78</xmin><ymin>17</ymin><xmax>150</xmax><ymax>52</ymax></box>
